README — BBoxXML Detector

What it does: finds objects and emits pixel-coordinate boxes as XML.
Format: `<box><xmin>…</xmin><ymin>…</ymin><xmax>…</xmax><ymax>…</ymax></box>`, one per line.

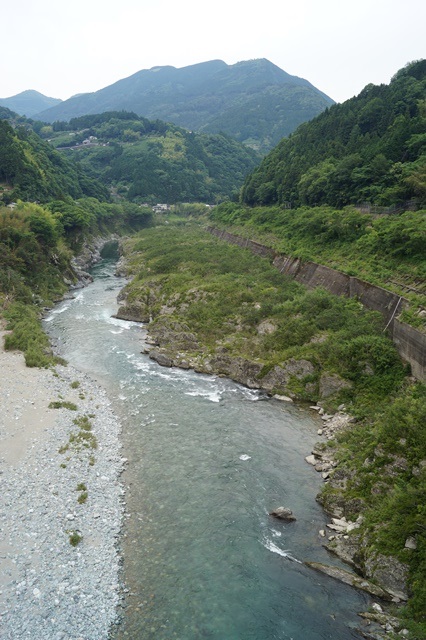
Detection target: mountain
<box><xmin>0</xmin><ymin>90</ymin><xmax>62</xmax><ymax>117</ymax></box>
<box><xmin>241</xmin><ymin>59</ymin><xmax>426</xmax><ymax>207</ymax></box>
<box><xmin>35</xmin><ymin>59</ymin><xmax>334</xmax><ymax>152</ymax></box>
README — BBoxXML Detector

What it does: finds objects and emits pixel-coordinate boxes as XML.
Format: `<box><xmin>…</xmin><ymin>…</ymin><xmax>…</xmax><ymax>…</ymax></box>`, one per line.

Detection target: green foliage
<box><xmin>209</xmin><ymin>203</ymin><xmax>426</xmax><ymax>299</ymax></box>
<box><xmin>51</xmin><ymin>113</ymin><xmax>261</xmax><ymax>204</ymax></box>
<box><xmin>3</xmin><ymin>301</ymin><xmax>58</xmax><ymax>367</ymax></box>
<box><xmin>68</xmin><ymin>530</ymin><xmax>82</xmax><ymax>546</ymax></box>
<box><xmin>330</xmin><ymin>383</ymin><xmax>426</xmax><ymax>624</ymax></box>
<box><xmin>241</xmin><ymin>60</ymin><xmax>426</xmax><ymax>207</ymax></box>
<box><xmin>0</xmin><ymin>119</ymin><xmax>108</xmax><ymax>203</ymax></box>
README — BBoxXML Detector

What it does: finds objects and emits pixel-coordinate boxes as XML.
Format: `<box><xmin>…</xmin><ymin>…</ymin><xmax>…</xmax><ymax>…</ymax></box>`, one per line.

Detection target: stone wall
<box><xmin>206</xmin><ymin>227</ymin><xmax>425</xmax><ymax>380</ymax></box>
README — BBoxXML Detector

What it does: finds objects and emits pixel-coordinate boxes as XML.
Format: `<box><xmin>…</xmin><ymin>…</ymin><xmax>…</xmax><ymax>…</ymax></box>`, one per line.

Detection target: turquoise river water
<box><xmin>44</xmin><ymin>253</ymin><xmax>370</xmax><ymax>640</ymax></box>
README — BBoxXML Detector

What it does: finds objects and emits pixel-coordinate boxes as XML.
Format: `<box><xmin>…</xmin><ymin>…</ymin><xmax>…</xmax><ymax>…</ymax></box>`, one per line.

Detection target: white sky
<box><xmin>1</xmin><ymin>0</ymin><xmax>425</xmax><ymax>104</ymax></box>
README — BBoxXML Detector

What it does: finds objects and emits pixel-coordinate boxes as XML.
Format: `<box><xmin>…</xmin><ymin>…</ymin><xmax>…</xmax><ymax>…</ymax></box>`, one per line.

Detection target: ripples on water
<box><xmin>44</xmin><ymin>259</ymin><xmax>370</xmax><ymax>640</ymax></box>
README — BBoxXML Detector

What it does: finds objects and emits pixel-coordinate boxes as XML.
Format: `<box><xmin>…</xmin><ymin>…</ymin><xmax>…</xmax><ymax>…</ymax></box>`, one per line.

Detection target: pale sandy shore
<box><xmin>0</xmin><ymin>327</ymin><xmax>124</xmax><ymax>639</ymax></box>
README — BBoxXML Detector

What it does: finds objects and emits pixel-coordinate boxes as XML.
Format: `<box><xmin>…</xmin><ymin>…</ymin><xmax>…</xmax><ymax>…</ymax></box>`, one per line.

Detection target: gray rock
<box><xmin>148</xmin><ymin>350</ymin><xmax>173</xmax><ymax>367</ymax></box>
<box><xmin>319</xmin><ymin>373</ymin><xmax>352</xmax><ymax>399</ymax></box>
<box><xmin>305</xmin><ymin>562</ymin><xmax>394</xmax><ymax>600</ymax></box>
<box><xmin>269</xmin><ymin>507</ymin><xmax>296</xmax><ymax>522</ymax></box>
<box><xmin>257</xmin><ymin>320</ymin><xmax>277</xmax><ymax>335</ymax></box>
<box><xmin>404</xmin><ymin>536</ymin><xmax>417</xmax><ymax>550</ymax></box>
<box><xmin>364</xmin><ymin>552</ymin><xmax>409</xmax><ymax>601</ymax></box>
<box><xmin>261</xmin><ymin>359</ymin><xmax>315</xmax><ymax>394</ymax></box>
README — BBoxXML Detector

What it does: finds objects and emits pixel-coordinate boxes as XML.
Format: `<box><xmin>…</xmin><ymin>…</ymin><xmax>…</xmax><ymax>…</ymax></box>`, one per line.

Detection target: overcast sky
<box><xmin>1</xmin><ymin>0</ymin><xmax>424</xmax><ymax>104</ymax></box>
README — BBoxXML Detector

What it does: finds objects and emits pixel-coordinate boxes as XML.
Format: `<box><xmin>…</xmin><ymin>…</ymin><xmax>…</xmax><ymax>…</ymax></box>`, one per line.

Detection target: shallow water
<box><xmin>44</xmin><ymin>257</ymin><xmax>370</xmax><ymax>639</ymax></box>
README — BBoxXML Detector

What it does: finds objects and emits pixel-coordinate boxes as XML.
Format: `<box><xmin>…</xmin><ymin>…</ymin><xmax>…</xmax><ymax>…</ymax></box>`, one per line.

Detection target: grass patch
<box><xmin>68</xmin><ymin>530</ymin><xmax>82</xmax><ymax>547</ymax></box>
<box><xmin>3</xmin><ymin>302</ymin><xmax>56</xmax><ymax>368</ymax></box>
<box><xmin>49</xmin><ymin>400</ymin><xmax>78</xmax><ymax>410</ymax></box>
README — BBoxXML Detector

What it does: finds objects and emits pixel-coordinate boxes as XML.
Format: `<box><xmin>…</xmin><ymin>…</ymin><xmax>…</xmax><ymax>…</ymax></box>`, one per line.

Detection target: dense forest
<box><xmin>241</xmin><ymin>60</ymin><xmax>426</xmax><ymax>207</ymax></box>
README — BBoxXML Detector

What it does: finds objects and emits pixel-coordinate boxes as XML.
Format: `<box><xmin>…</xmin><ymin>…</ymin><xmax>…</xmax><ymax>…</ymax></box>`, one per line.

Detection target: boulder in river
<box><xmin>269</xmin><ymin>507</ymin><xmax>297</xmax><ymax>521</ymax></box>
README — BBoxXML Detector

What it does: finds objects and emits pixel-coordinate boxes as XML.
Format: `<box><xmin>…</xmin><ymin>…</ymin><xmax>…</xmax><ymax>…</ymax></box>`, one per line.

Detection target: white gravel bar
<box><xmin>0</xmin><ymin>333</ymin><xmax>124</xmax><ymax>639</ymax></box>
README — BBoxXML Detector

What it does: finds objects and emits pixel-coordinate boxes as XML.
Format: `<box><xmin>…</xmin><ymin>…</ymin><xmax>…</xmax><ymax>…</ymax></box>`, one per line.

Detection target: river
<box><xmin>44</xmin><ymin>252</ymin><xmax>370</xmax><ymax>639</ymax></box>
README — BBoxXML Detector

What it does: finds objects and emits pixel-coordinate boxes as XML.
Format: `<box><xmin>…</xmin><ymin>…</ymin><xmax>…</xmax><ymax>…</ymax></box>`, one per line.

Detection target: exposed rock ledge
<box><xmin>305</xmin><ymin>562</ymin><xmax>394</xmax><ymax>600</ymax></box>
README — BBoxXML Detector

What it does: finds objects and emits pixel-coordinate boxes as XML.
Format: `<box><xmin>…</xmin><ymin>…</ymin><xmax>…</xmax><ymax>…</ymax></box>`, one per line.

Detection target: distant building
<box><xmin>152</xmin><ymin>204</ymin><xmax>170</xmax><ymax>213</ymax></box>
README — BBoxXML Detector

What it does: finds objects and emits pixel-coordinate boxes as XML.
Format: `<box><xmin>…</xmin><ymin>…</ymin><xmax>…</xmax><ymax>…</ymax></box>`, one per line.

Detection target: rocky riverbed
<box><xmin>0</xmin><ymin>332</ymin><xmax>125</xmax><ymax>639</ymax></box>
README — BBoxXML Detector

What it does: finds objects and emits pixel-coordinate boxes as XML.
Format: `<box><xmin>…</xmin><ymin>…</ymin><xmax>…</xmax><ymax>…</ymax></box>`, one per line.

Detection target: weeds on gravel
<box><xmin>49</xmin><ymin>400</ymin><xmax>78</xmax><ymax>410</ymax></box>
<box><xmin>76</xmin><ymin>482</ymin><xmax>88</xmax><ymax>503</ymax></box>
<box><xmin>68</xmin><ymin>530</ymin><xmax>82</xmax><ymax>547</ymax></box>
<box><xmin>58</xmin><ymin>415</ymin><xmax>97</xmax><ymax>456</ymax></box>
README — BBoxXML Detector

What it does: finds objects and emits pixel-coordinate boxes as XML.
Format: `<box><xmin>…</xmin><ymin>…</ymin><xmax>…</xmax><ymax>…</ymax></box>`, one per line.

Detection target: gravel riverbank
<box><xmin>0</xmin><ymin>331</ymin><xmax>125</xmax><ymax>639</ymax></box>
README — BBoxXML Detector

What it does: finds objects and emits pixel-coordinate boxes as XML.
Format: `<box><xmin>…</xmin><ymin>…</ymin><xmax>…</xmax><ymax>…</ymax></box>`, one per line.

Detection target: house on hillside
<box><xmin>152</xmin><ymin>204</ymin><xmax>170</xmax><ymax>213</ymax></box>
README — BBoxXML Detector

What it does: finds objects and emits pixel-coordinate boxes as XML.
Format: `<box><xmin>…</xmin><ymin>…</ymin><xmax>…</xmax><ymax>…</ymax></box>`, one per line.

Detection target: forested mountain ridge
<box><xmin>34</xmin><ymin>59</ymin><xmax>334</xmax><ymax>152</ymax></box>
<box><xmin>0</xmin><ymin>90</ymin><xmax>62</xmax><ymax>117</ymax></box>
<box><xmin>241</xmin><ymin>60</ymin><xmax>426</xmax><ymax>207</ymax></box>
<box><xmin>44</xmin><ymin>111</ymin><xmax>262</xmax><ymax>203</ymax></box>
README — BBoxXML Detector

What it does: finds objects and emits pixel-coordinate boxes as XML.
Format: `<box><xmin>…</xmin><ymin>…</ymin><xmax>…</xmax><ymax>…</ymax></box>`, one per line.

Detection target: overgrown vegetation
<box><xmin>322</xmin><ymin>383</ymin><xmax>426</xmax><ymax>630</ymax></box>
<box><xmin>209</xmin><ymin>202</ymin><xmax>426</xmax><ymax>313</ymax></box>
<box><xmin>0</xmin><ymin>197</ymin><xmax>151</xmax><ymax>361</ymax></box>
<box><xmin>3</xmin><ymin>301</ymin><xmax>65</xmax><ymax>367</ymax></box>
<box><xmin>121</xmin><ymin>224</ymin><xmax>407</xmax><ymax>416</ymax></box>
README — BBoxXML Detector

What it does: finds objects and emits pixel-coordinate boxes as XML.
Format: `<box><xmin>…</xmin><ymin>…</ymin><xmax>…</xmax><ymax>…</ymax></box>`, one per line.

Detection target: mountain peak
<box><xmin>34</xmin><ymin>59</ymin><xmax>334</xmax><ymax>151</ymax></box>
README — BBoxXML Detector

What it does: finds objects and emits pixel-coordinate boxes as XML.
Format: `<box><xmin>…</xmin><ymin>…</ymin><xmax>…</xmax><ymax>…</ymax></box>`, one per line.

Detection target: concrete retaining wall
<box><xmin>207</xmin><ymin>227</ymin><xmax>425</xmax><ymax>380</ymax></box>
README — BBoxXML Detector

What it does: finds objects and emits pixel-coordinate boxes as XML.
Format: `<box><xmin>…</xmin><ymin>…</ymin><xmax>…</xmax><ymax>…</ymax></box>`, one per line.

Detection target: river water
<box><xmin>44</xmin><ymin>254</ymin><xmax>370</xmax><ymax>639</ymax></box>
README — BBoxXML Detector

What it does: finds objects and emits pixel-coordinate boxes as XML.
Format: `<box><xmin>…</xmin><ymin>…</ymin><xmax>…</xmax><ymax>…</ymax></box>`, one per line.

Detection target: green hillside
<box><xmin>45</xmin><ymin>111</ymin><xmax>262</xmax><ymax>203</ymax></box>
<box><xmin>35</xmin><ymin>59</ymin><xmax>334</xmax><ymax>152</ymax></box>
<box><xmin>0</xmin><ymin>119</ymin><xmax>108</xmax><ymax>203</ymax></box>
<box><xmin>241</xmin><ymin>60</ymin><xmax>426</xmax><ymax>207</ymax></box>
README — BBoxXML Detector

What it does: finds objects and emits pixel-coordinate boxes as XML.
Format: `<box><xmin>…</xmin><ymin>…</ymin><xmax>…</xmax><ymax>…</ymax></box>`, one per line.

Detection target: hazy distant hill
<box><xmin>35</xmin><ymin>59</ymin><xmax>334</xmax><ymax>151</ymax></box>
<box><xmin>0</xmin><ymin>90</ymin><xmax>62</xmax><ymax>117</ymax></box>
